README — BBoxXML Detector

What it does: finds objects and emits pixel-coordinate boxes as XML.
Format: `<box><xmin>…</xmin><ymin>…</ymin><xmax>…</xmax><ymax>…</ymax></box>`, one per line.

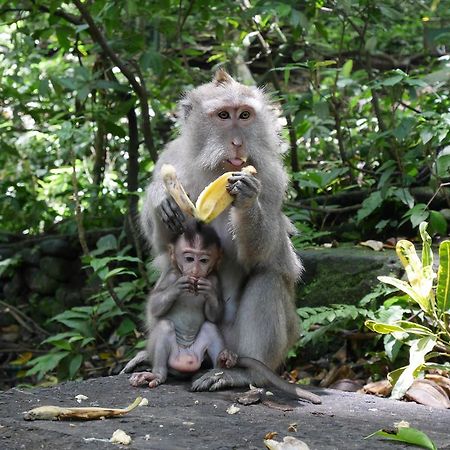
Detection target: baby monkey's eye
<box><xmin>185</xmin><ymin>256</ymin><xmax>194</xmax><ymax>263</ymax></box>
<box><xmin>218</xmin><ymin>110</ymin><xmax>230</xmax><ymax>119</ymax></box>
<box><xmin>239</xmin><ymin>111</ymin><xmax>251</xmax><ymax>119</ymax></box>
<box><xmin>200</xmin><ymin>258</ymin><xmax>210</xmax><ymax>264</ymax></box>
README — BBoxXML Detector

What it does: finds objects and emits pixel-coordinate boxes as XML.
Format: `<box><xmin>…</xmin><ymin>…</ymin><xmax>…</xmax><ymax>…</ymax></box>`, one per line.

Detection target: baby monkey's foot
<box><xmin>217</xmin><ymin>349</ymin><xmax>238</xmax><ymax>369</ymax></box>
<box><xmin>129</xmin><ymin>371</ymin><xmax>165</xmax><ymax>388</ymax></box>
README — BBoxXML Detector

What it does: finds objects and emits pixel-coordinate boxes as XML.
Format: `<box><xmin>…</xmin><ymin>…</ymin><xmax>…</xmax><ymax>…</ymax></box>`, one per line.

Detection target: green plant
<box><xmin>24</xmin><ymin>234</ymin><xmax>153</xmax><ymax>382</ymax></box>
<box><xmin>366</xmin><ymin>222</ymin><xmax>450</xmax><ymax>399</ymax></box>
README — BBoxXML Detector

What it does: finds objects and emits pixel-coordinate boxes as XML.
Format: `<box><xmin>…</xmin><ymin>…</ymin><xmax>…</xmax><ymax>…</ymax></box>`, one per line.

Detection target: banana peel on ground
<box><xmin>160</xmin><ymin>164</ymin><xmax>257</xmax><ymax>223</ymax></box>
<box><xmin>23</xmin><ymin>396</ymin><xmax>142</xmax><ymax>421</ymax></box>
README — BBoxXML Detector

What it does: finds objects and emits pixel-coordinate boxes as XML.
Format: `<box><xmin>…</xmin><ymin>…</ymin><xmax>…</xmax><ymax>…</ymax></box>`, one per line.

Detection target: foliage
<box><xmin>366</xmin><ymin>424</ymin><xmax>437</xmax><ymax>450</ymax></box>
<box><xmin>366</xmin><ymin>222</ymin><xmax>450</xmax><ymax>399</ymax></box>
<box><xmin>2</xmin><ymin>0</ymin><xmax>450</xmax><ymax>383</ymax></box>
<box><xmin>23</xmin><ymin>233</ymin><xmax>153</xmax><ymax>381</ymax></box>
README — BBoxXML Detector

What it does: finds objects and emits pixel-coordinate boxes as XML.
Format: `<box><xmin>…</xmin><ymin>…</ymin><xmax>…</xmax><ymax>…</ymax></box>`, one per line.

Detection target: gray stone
<box><xmin>39</xmin><ymin>238</ymin><xmax>77</xmax><ymax>259</ymax></box>
<box><xmin>297</xmin><ymin>247</ymin><xmax>403</xmax><ymax>307</ymax></box>
<box><xmin>0</xmin><ymin>375</ymin><xmax>448</xmax><ymax>450</ymax></box>
<box><xmin>39</xmin><ymin>256</ymin><xmax>75</xmax><ymax>282</ymax></box>
<box><xmin>3</xmin><ymin>273</ymin><xmax>24</xmax><ymax>301</ymax></box>
<box><xmin>20</xmin><ymin>247</ymin><xmax>41</xmax><ymax>267</ymax></box>
<box><xmin>24</xmin><ymin>267</ymin><xmax>59</xmax><ymax>295</ymax></box>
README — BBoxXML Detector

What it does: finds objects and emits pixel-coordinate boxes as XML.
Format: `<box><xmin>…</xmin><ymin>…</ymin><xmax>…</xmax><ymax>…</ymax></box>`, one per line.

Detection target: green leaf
<box><xmin>365</xmin><ymin>320</ymin><xmax>405</xmax><ymax>334</ymax></box>
<box><xmin>429</xmin><ymin>210</ymin><xmax>448</xmax><ymax>236</ymax></box>
<box><xmin>393</xmin><ymin>117</ymin><xmax>416</xmax><ymax>141</ymax></box>
<box><xmin>437</xmin><ymin>240</ymin><xmax>450</xmax><ymax>314</ymax></box>
<box><xmin>357</xmin><ymin>191</ymin><xmax>383</xmax><ymax>223</ymax></box>
<box><xmin>116</xmin><ymin>318</ymin><xmax>137</xmax><ymax>337</ymax></box>
<box><xmin>69</xmin><ymin>354</ymin><xmax>83</xmax><ymax>379</ymax></box>
<box><xmin>341</xmin><ymin>59</ymin><xmax>353</xmax><ymax>78</ymax></box>
<box><xmin>420</xmin><ymin>222</ymin><xmax>433</xmax><ymax>269</ymax></box>
<box><xmin>391</xmin><ymin>336</ymin><xmax>436</xmax><ymax>399</ymax></box>
<box><xmin>26</xmin><ymin>352</ymin><xmax>69</xmax><ymax>379</ymax></box>
<box><xmin>366</xmin><ymin>426</ymin><xmax>437</xmax><ymax>450</ymax></box>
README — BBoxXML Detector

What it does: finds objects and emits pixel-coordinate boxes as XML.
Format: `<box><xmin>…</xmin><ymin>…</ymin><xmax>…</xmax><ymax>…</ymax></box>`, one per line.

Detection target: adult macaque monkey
<box><xmin>125</xmin><ymin>69</ymin><xmax>303</xmax><ymax>392</ymax></box>
<box><xmin>129</xmin><ymin>221</ymin><xmax>321</xmax><ymax>404</ymax></box>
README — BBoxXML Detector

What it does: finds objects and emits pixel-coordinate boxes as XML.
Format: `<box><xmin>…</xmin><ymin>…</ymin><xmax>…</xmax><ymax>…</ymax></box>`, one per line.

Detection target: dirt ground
<box><xmin>0</xmin><ymin>373</ymin><xmax>449</xmax><ymax>450</ymax></box>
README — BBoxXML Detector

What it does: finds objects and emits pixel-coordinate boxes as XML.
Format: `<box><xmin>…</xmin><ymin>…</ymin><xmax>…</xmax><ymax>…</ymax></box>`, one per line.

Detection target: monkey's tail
<box><xmin>237</xmin><ymin>357</ymin><xmax>322</xmax><ymax>404</ymax></box>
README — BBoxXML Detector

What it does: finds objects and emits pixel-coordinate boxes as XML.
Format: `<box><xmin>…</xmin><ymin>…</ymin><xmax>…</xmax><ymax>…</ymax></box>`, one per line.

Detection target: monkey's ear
<box><xmin>213</xmin><ymin>69</ymin><xmax>234</xmax><ymax>86</ymax></box>
<box><xmin>179</xmin><ymin>97</ymin><xmax>193</xmax><ymax>121</ymax></box>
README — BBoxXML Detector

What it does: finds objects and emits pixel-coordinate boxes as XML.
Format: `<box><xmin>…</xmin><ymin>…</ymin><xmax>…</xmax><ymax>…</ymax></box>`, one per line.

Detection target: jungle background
<box><xmin>1</xmin><ymin>0</ymin><xmax>450</xmax><ymax>397</ymax></box>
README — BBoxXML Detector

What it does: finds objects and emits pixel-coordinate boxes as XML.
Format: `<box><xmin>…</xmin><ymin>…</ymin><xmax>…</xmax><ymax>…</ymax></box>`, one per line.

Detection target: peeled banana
<box><xmin>160</xmin><ymin>164</ymin><xmax>257</xmax><ymax>224</ymax></box>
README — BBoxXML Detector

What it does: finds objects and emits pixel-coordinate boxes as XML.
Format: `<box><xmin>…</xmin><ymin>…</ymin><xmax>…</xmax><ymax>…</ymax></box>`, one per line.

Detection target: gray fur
<box><xmin>133</xmin><ymin>72</ymin><xmax>302</xmax><ymax>390</ymax></box>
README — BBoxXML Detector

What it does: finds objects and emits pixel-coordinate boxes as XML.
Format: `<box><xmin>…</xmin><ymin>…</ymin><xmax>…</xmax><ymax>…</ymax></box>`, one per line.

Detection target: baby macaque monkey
<box><xmin>129</xmin><ymin>220</ymin><xmax>321</xmax><ymax>404</ymax></box>
<box><xmin>129</xmin><ymin>220</ymin><xmax>225</xmax><ymax>388</ymax></box>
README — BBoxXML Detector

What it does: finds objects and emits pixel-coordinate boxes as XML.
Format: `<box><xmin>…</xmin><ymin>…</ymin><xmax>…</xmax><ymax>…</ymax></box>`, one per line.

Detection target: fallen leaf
<box><xmin>138</xmin><ymin>398</ymin><xmax>149</xmax><ymax>407</ymax></box>
<box><xmin>361</xmin><ymin>379</ymin><xmax>392</xmax><ymax>397</ymax></box>
<box><xmin>110</xmin><ymin>429</ymin><xmax>132</xmax><ymax>445</ymax></box>
<box><xmin>262</xmin><ymin>400</ymin><xmax>294</xmax><ymax>412</ymax></box>
<box><xmin>329</xmin><ymin>378</ymin><xmax>364</xmax><ymax>392</ymax></box>
<box><xmin>365</xmin><ymin>424</ymin><xmax>437</xmax><ymax>450</ymax></box>
<box><xmin>264</xmin><ymin>436</ymin><xmax>311</xmax><ymax>450</ymax></box>
<box><xmin>319</xmin><ymin>364</ymin><xmax>354</xmax><ymax>388</ymax></box>
<box><xmin>359</xmin><ymin>240</ymin><xmax>384</xmax><ymax>251</ymax></box>
<box><xmin>405</xmin><ymin>379</ymin><xmax>450</xmax><ymax>409</ymax></box>
<box><xmin>287</xmin><ymin>423</ymin><xmax>297</xmax><ymax>432</ymax></box>
<box><xmin>265</xmin><ymin>432</ymin><xmax>278</xmax><ymax>440</ymax></box>
<box><xmin>236</xmin><ymin>388</ymin><xmax>264</xmax><ymax>405</ymax></box>
<box><xmin>75</xmin><ymin>395</ymin><xmax>88</xmax><ymax>403</ymax></box>
<box><xmin>226</xmin><ymin>404</ymin><xmax>240</xmax><ymax>415</ymax></box>
<box><xmin>425</xmin><ymin>374</ymin><xmax>450</xmax><ymax>396</ymax></box>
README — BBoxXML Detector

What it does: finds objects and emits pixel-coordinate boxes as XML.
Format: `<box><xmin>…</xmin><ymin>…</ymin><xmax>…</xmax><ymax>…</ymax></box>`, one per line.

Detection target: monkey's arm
<box><xmin>149</xmin><ymin>270</ymin><xmax>188</xmax><ymax>317</ymax></box>
<box><xmin>228</xmin><ymin>173</ymin><xmax>286</xmax><ymax>267</ymax></box>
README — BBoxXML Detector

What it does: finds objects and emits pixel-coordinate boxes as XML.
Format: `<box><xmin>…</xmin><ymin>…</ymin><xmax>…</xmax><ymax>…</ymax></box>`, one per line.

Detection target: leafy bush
<box><xmin>366</xmin><ymin>222</ymin><xmax>450</xmax><ymax>399</ymax></box>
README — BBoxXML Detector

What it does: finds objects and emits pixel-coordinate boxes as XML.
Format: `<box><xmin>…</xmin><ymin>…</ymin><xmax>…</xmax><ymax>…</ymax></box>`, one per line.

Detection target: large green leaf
<box><xmin>366</xmin><ymin>426</ymin><xmax>437</xmax><ymax>450</ymax></box>
<box><xmin>437</xmin><ymin>240</ymin><xmax>450</xmax><ymax>315</ymax></box>
<box><xmin>390</xmin><ymin>336</ymin><xmax>436</xmax><ymax>399</ymax></box>
<box><xmin>365</xmin><ymin>320</ymin><xmax>405</xmax><ymax>334</ymax></box>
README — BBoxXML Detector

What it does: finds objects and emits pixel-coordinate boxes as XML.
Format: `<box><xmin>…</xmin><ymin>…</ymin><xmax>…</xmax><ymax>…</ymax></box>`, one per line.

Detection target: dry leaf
<box><xmin>362</xmin><ymin>380</ymin><xmax>392</xmax><ymax>397</ymax></box>
<box><xmin>425</xmin><ymin>374</ymin><xmax>450</xmax><ymax>396</ymax></box>
<box><xmin>262</xmin><ymin>400</ymin><xmax>294</xmax><ymax>412</ymax></box>
<box><xmin>75</xmin><ymin>395</ymin><xmax>88</xmax><ymax>403</ymax></box>
<box><xmin>287</xmin><ymin>423</ymin><xmax>298</xmax><ymax>432</ymax></box>
<box><xmin>110</xmin><ymin>429</ymin><xmax>132</xmax><ymax>445</ymax></box>
<box><xmin>226</xmin><ymin>404</ymin><xmax>240</xmax><ymax>415</ymax></box>
<box><xmin>359</xmin><ymin>240</ymin><xmax>384</xmax><ymax>251</ymax></box>
<box><xmin>329</xmin><ymin>378</ymin><xmax>364</xmax><ymax>392</ymax></box>
<box><xmin>320</xmin><ymin>365</ymin><xmax>354</xmax><ymax>388</ymax></box>
<box><xmin>236</xmin><ymin>388</ymin><xmax>264</xmax><ymax>405</ymax></box>
<box><xmin>405</xmin><ymin>379</ymin><xmax>450</xmax><ymax>409</ymax></box>
<box><xmin>265</xmin><ymin>432</ymin><xmax>278</xmax><ymax>440</ymax></box>
<box><xmin>264</xmin><ymin>436</ymin><xmax>310</xmax><ymax>450</ymax></box>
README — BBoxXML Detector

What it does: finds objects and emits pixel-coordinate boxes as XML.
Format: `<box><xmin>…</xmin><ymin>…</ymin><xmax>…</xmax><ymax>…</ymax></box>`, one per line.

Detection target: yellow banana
<box><xmin>160</xmin><ymin>164</ymin><xmax>196</xmax><ymax>218</ymax></box>
<box><xmin>160</xmin><ymin>164</ymin><xmax>257</xmax><ymax>223</ymax></box>
<box><xmin>196</xmin><ymin>165</ymin><xmax>257</xmax><ymax>223</ymax></box>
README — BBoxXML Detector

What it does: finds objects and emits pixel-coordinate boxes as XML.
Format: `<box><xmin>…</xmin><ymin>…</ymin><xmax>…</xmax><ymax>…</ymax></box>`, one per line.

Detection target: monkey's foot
<box><xmin>217</xmin><ymin>349</ymin><xmax>238</xmax><ymax>369</ymax></box>
<box><xmin>129</xmin><ymin>371</ymin><xmax>165</xmax><ymax>388</ymax></box>
<box><xmin>121</xmin><ymin>350</ymin><xmax>150</xmax><ymax>374</ymax></box>
<box><xmin>191</xmin><ymin>368</ymin><xmax>248</xmax><ymax>392</ymax></box>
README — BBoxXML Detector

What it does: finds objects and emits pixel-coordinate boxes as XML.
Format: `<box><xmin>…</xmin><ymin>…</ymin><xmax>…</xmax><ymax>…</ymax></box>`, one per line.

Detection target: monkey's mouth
<box><xmin>226</xmin><ymin>158</ymin><xmax>246</xmax><ymax>168</ymax></box>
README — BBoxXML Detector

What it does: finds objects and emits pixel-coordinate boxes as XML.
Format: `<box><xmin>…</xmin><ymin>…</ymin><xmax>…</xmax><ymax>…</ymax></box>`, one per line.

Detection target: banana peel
<box><xmin>160</xmin><ymin>164</ymin><xmax>257</xmax><ymax>223</ymax></box>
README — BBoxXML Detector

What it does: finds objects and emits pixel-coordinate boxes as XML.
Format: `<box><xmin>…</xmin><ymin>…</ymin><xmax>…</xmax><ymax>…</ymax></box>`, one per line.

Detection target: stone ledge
<box><xmin>0</xmin><ymin>374</ymin><xmax>448</xmax><ymax>449</ymax></box>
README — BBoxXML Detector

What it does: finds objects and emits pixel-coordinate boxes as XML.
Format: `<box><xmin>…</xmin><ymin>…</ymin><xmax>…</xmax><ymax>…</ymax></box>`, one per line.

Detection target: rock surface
<box><xmin>1</xmin><ymin>374</ymin><xmax>449</xmax><ymax>450</ymax></box>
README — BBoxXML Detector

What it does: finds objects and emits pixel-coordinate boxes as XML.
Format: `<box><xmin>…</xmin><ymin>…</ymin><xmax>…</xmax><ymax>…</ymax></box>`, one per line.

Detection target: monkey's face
<box><xmin>180</xmin><ymin>74</ymin><xmax>282</xmax><ymax>173</ymax></box>
<box><xmin>173</xmin><ymin>236</ymin><xmax>221</xmax><ymax>279</ymax></box>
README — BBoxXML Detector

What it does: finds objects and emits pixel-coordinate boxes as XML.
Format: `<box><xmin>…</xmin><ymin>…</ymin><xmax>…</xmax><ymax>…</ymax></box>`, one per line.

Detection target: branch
<box><xmin>72</xmin><ymin>0</ymin><xmax>158</xmax><ymax>162</ymax></box>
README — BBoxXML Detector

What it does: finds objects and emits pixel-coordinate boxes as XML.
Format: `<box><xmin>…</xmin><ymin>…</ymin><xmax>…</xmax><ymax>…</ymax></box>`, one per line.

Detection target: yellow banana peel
<box><xmin>160</xmin><ymin>164</ymin><xmax>257</xmax><ymax>223</ymax></box>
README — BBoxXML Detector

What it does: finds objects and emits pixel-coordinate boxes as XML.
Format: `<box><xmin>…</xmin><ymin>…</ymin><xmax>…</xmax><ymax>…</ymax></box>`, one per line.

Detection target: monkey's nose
<box><xmin>231</xmin><ymin>137</ymin><xmax>243</xmax><ymax>147</ymax></box>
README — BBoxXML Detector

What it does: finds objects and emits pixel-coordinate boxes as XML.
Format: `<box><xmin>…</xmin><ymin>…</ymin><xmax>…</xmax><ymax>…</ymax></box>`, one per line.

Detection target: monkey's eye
<box><xmin>239</xmin><ymin>110</ymin><xmax>251</xmax><ymax>120</ymax></box>
<box><xmin>200</xmin><ymin>258</ymin><xmax>210</xmax><ymax>264</ymax></box>
<box><xmin>185</xmin><ymin>256</ymin><xmax>195</xmax><ymax>263</ymax></box>
<box><xmin>218</xmin><ymin>110</ymin><xmax>230</xmax><ymax>119</ymax></box>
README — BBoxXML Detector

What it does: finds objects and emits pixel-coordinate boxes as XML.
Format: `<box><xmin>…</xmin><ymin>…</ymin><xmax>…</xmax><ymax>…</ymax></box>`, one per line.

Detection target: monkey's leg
<box><xmin>192</xmin><ymin>271</ymin><xmax>297</xmax><ymax>391</ymax></box>
<box><xmin>190</xmin><ymin>321</ymin><xmax>225</xmax><ymax>368</ymax></box>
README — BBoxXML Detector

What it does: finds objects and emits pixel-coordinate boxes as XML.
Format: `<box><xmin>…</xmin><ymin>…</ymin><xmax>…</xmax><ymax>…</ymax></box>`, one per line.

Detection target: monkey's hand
<box><xmin>227</xmin><ymin>172</ymin><xmax>261</xmax><ymax>209</ymax></box>
<box><xmin>217</xmin><ymin>349</ymin><xmax>238</xmax><ymax>369</ymax></box>
<box><xmin>175</xmin><ymin>275</ymin><xmax>197</xmax><ymax>294</ymax></box>
<box><xmin>157</xmin><ymin>196</ymin><xmax>186</xmax><ymax>234</ymax></box>
<box><xmin>196</xmin><ymin>277</ymin><xmax>218</xmax><ymax>298</ymax></box>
